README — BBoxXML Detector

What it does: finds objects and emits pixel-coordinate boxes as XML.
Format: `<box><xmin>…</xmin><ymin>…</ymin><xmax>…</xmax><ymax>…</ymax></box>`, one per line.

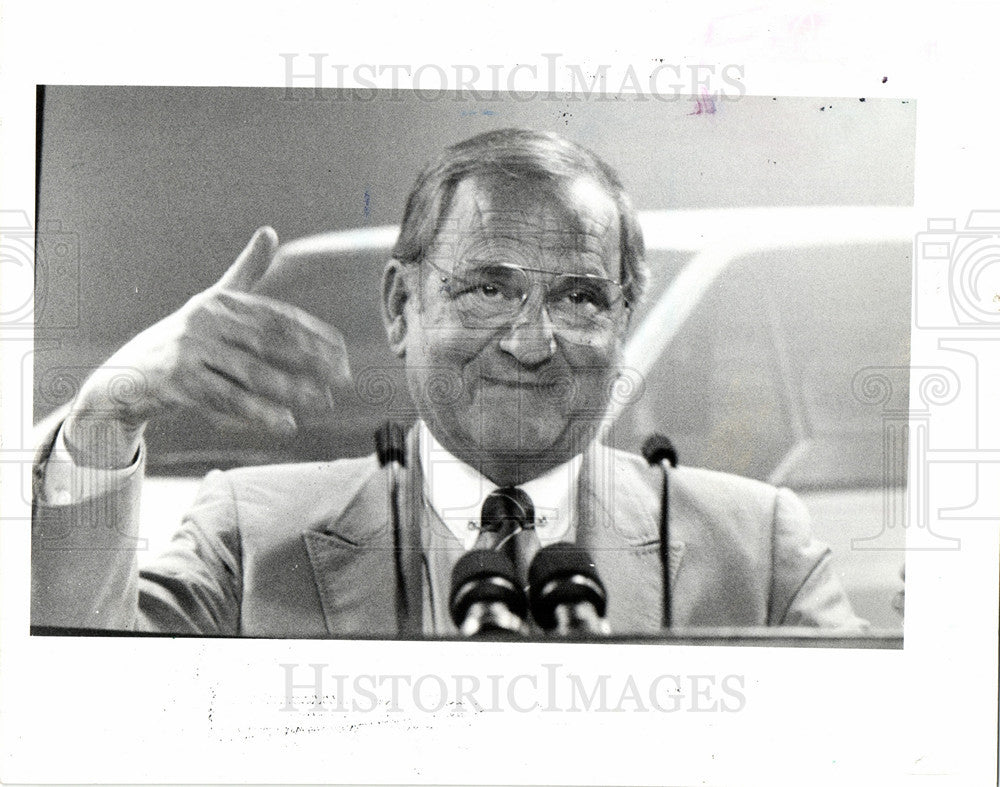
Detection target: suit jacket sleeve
<box><xmin>768</xmin><ymin>487</ymin><xmax>868</xmax><ymax>628</ymax></box>
<box><xmin>31</xmin><ymin>418</ymin><xmax>243</xmax><ymax>635</ymax></box>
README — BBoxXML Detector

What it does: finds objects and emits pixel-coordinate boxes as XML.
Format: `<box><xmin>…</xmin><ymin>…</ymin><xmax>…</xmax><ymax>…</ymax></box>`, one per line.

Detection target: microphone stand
<box><xmin>642</xmin><ymin>434</ymin><xmax>678</xmax><ymax>630</ymax></box>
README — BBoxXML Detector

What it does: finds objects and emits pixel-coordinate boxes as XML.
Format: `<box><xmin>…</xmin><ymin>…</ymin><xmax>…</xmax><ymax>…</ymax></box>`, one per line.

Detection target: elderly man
<box><xmin>31</xmin><ymin>128</ymin><xmax>864</xmax><ymax>636</ymax></box>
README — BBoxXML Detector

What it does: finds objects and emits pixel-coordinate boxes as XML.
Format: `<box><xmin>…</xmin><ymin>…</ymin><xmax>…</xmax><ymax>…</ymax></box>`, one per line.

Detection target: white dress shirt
<box><xmin>418</xmin><ymin>420</ymin><xmax>581</xmax><ymax>550</ymax></box>
<box><xmin>43</xmin><ymin>426</ymin><xmax>140</xmax><ymax>505</ymax></box>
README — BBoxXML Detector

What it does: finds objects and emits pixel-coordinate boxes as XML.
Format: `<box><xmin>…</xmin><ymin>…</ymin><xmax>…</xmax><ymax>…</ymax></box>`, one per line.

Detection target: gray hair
<box><xmin>392</xmin><ymin>128</ymin><xmax>648</xmax><ymax>308</ymax></box>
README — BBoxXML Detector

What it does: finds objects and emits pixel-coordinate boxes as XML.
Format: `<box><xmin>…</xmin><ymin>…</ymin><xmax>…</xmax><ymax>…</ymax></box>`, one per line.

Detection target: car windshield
<box><xmin>612</xmin><ymin>241</ymin><xmax>912</xmax><ymax>490</ymax></box>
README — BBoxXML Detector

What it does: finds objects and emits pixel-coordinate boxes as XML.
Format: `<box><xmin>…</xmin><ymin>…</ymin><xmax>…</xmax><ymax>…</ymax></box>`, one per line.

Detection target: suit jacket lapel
<box><xmin>576</xmin><ymin>443</ymin><xmax>686</xmax><ymax>633</ymax></box>
<box><xmin>302</xmin><ymin>532</ymin><xmax>396</xmax><ymax>636</ymax></box>
<box><xmin>303</xmin><ymin>428</ymin><xmax>425</xmax><ymax>637</ymax></box>
<box><xmin>304</xmin><ymin>432</ymin><xmax>686</xmax><ymax>637</ymax></box>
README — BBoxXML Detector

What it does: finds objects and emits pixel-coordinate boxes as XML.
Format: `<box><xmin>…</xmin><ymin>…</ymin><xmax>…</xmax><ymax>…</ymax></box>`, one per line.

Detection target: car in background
<box><xmin>135</xmin><ymin>206</ymin><xmax>912</xmax><ymax>629</ymax></box>
<box><xmin>609</xmin><ymin>207</ymin><xmax>911</xmax><ymax>629</ymax></box>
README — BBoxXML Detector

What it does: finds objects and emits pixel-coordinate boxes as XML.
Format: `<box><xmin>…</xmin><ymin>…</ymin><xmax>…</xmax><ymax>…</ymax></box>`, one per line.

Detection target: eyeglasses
<box><xmin>422</xmin><ymin>258</ymin><xmax>629</xmax><ymax>333</ymax></box>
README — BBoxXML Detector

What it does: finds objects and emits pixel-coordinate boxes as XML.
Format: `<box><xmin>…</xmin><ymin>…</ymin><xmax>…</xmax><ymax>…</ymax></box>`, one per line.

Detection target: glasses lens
<box><xmin>546</xmin><ymin>275</ymin><xmax>621</xmax><ymax>328</ymax></box>
<box><xmin>438</xmin><ymin>260</ymin><xmax>625</xmax><ymax>332</ymax></box>
<box><xmin>450</xmin><ymin>263</ymin><xmax>528</xmax><ymax>325</ymax></box>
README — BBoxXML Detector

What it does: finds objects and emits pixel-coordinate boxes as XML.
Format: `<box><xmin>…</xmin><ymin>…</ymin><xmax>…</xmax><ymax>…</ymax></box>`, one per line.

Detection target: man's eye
<box><xmin>554</xmin><ymin>282</ymin><xmax>611</xmax><ymax>310</ymax></box>
<box><xmin>566</xmin><ymin>290</ymin><xmax>599</xmax><ymax>306</ymax></box>
<box><xmin>463</xmin><ymin>268</ymin><xmax>523</xmax><ymax>300</ymax></box>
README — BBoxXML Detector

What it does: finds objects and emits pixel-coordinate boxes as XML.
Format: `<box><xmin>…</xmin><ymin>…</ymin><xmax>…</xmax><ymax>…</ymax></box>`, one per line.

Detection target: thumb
<box><xmin>214</xmin><ymin>226</ymin><xmax>279</xmax><ymax>292</ymax></box>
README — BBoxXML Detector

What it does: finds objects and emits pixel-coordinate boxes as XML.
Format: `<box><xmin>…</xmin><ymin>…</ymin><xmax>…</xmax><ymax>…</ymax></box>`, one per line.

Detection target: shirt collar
<box><xmin>418</xmin><ymin>420</ymin><xmax>582</xmax><ymax>550</ymax></box>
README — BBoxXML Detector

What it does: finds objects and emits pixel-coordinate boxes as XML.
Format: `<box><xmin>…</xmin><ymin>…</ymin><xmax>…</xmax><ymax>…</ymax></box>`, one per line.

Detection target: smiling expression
<box><xmin>386</xmin><ymin>173</ymin><xmax>628</xmax><ymax>485</ymax></box>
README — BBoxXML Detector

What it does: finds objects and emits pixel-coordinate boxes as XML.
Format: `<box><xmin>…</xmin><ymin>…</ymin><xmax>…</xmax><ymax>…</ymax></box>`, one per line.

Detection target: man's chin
<box><xmin>467</xmin><ymin>420</ymin><xmax>586</xmax><ymax>467</ymax></box>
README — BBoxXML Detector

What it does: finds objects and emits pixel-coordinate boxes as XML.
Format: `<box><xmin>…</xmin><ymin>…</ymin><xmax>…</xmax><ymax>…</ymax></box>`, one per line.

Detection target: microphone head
<box><xmin>528</xmin><ymin>543</ymin><xmax>608</xmax><ymax>631</ymax></box>
<box><xmin>449</xmin><ymin>550</ymin><xmax>528</xmax><ymax>627</ymax></box>
<box><xmin>480</xmin><ymin>487</ymin><xmax>535</xmax><ymax>533</ymax></box>
<box><xmin>641</xmin><ymin>433</ymin><xmax>678</xmax><ymax>468</ymax></box>
<box><xmin>374</xmin><ymin>421</ymin><xmax>407</xmax><ymax>467</ymax></box>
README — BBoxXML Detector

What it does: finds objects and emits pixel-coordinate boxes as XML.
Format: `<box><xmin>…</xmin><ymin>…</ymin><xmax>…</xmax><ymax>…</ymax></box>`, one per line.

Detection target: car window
<box><xmin>612</xmin><ymin>241</ymin><xmax>911</xmax><ymax>490</ymax></box>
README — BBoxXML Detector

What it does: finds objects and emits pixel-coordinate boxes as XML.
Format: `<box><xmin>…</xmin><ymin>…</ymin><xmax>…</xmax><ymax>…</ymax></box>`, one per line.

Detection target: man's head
<box><xmin>382</xmin><ymin>129</ymin><xmax>647</xmax><ymax>484</ymax></box>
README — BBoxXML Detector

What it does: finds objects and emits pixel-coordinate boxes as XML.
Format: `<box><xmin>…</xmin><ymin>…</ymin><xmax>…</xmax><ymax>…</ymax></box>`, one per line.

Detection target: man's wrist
<box><xmin>62</xmin><ymin>411</ymin><xmax>145</xmax><ymax>470</ymax></box>
<box><xmin>43</xmin><ymin>423</ymin><xmax>143</xmax><ymax>505</ymax></box>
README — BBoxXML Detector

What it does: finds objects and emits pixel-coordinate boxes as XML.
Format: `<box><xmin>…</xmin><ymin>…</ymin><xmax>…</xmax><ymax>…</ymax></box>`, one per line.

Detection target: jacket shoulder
<box><xmin>672</xmin><ymin>464</ymin><xmax>781</xmax><ymax>514</ymax></box>
<box><xmin>610</xmin><ymin>448</ymin><xmax>780</xmax><ymax>510</ymax></box>
<box><xmin>201</xmin><ymin>453</ymin><xmax>382</xmax><ymax>535</ymax></box>
<box><xmin>608</xmin><ymin>448</ymin><xmax>785</xmax><ymax>561</ymax></box>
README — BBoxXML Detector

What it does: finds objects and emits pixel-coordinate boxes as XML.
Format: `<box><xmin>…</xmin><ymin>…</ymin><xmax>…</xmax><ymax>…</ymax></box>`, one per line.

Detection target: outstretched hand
<box><xmin>64</xmin><ymin>227</ymin><xmax>352</xmax><ymax>468</ymax></box>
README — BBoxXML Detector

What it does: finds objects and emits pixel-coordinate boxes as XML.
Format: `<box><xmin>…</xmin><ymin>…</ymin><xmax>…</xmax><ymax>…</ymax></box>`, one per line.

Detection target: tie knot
<box><xmin>480</xmin><ymin>487</ymin><xmax>535</xmax><ymax>533</ymax></box>
<box><xmin>478</xmin><ymin>487</ymin><xmax>541</xmax><ymax>596</ymax></box>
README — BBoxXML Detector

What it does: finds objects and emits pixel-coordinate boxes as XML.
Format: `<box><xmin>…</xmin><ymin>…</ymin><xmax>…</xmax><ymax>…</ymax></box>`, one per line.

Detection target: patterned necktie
<box><xmin>476</xmin><ymin>487</ymin><xmax>542</xmax><ymax>591</ymax></box>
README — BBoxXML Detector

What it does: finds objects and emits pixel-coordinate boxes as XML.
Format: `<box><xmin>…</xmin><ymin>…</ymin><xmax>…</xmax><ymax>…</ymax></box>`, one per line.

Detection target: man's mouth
<box><xmin>476</xmin><ymin>375</ymin><xmax>581</xmax><ymax>409</ymax></box>
<box><xmin>480</xmin><ymin>376</ymin><xmax>560</xmax><ymax>389</ymax></box>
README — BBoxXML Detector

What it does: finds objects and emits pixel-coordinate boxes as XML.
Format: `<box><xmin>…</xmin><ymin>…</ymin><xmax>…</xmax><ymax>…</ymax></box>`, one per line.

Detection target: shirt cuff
<box><xmin>42</xmin><ymin>425</ymin><xmax>142</xmax><ymax>506</ymax></box>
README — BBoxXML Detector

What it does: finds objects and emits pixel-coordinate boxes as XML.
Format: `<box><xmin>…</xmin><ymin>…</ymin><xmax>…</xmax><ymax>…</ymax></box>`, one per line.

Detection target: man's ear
<box><xmin>381</xmin><ymin>259</ymin><xmax>412</xmax><ymax>357</ymax></box>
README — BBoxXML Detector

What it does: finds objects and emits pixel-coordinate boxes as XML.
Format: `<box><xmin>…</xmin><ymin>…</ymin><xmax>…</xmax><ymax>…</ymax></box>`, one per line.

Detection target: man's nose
<box><xmin>498</xmin><ymin>300</ymin><xmax>557</xmax><ymax>367</ymax></box>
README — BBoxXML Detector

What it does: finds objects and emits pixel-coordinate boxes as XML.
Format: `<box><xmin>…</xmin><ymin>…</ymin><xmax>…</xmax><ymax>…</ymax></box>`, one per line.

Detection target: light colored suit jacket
<box><xmin>30</xmin><ymin>422</ymin><xmax>863</xmax><ymax>636</ymax></box>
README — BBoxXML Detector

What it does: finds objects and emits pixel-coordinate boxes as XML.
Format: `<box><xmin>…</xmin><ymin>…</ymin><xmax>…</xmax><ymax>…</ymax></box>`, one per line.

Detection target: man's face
<box><xmin>390</xmin><ymin>174</ymin><xmax>627</xmax><ymax>483</ymax></box>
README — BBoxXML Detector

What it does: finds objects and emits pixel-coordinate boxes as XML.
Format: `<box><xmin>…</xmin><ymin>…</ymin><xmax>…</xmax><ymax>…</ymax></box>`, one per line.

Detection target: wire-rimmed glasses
<box><xmin>422</xmin><ymin>257</ymin><xmax>629</xmax><ymax>334</ymax></box>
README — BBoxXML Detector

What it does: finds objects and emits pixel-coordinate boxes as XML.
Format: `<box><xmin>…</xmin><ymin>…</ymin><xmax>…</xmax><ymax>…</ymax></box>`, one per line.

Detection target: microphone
<box><xmin>374</xmin><ymin>422</ymin><xmax>406</xmax><ymax>557</ymax></box>
<box><xmin>374</xmin><ymin>421</ymin><xmax>418</xmax><ymax>633</ymax></box>
<box><xmin>642</xmin><ymin>433</ymin><xmax>678</xmax><ymax>470</ymax></box>
<box><xmin>449</xmin><ymin>550</ymin><xmax>529</xmax><ymax>637</ymax></box>
<box><xmin>528</xmin><ymin>543</ymin><xmax>610</xmax><ymax>636</ymax></box>
<box><xmin>449</xmin><ymin>487</ymin><xmax>535</xmax><ymax>637</ymax></box>
<box><xmin>374</xmin><ymin>421</ymin><xmax>407</xmax><ymax>470</ymax></box>
<box><xmin>642</xmin><ymin>432</ymin><xmax>678</xmax><ymax>629</ymax></box>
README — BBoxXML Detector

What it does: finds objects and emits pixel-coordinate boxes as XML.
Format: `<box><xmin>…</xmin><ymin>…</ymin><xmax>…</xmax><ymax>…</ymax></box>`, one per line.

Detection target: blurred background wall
<box><xmin>34</xmin><ymin>87</ymin><xmax>915</xmax><ymax>470</ymax></box>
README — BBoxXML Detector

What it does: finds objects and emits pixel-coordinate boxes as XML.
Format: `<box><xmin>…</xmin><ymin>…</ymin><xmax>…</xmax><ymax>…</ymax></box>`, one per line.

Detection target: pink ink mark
<box><xmin>689</xmin><ymin>89</ymin><xmax>717</xmax><ymax>116</ymax></box>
